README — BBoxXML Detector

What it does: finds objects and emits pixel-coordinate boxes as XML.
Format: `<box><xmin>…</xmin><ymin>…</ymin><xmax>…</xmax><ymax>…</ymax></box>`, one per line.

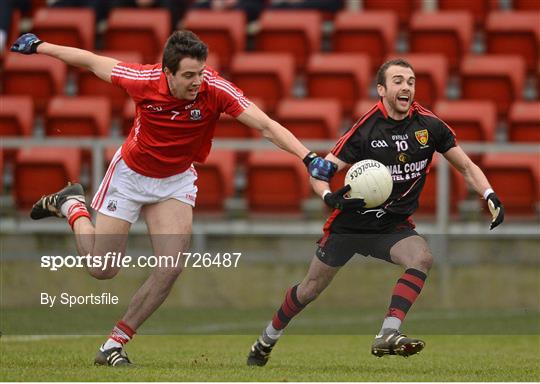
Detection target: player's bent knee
<box><xmin>88</xmin><ymin>267</ymin><xmax>120</xmax><ymax>280</ymax></box>
<box><xmin>416</xmin><ymin>251</ymin><xmax>434</xmax><ymax>272</ymax></box>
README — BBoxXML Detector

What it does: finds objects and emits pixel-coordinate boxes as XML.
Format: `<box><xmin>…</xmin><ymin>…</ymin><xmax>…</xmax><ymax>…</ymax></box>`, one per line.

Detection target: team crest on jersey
<box><xmin>190</xmin><ymin>109</ymin><xmax>202</xmax><ymax>120</ymax></box>
<box><xmin>107</xmin><ymin>200</ymin><xmax>117</xmax><ymax>212</ymax></box>
<box><xmin>397</xmin><ymin>153</ymin><xmax>410</xmax><ymax>163</ymax></box>
<box><xmin>415</xmin><ymin>129</ymin><xmax>429</xmax><ymax>146</ymax></box>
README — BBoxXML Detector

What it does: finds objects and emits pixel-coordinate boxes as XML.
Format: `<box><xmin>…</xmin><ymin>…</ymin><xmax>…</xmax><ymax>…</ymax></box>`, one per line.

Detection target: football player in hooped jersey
<box><xmin>10</xmin><ymin>31</ymin><xmax>337</xmax><ymax>366</ymax></box>
<box><xmin>247</xmin><ymin>59</ymin><xmax>505</xmax><ymax>365</ymax></box>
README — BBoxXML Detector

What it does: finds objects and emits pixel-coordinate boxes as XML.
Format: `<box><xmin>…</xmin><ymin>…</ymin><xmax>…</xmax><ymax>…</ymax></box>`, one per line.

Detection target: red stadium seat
<box><xmin>353</xmin><ymin>99</ymin><xmax>378</xmax><ymax>120</ymax></box>
<box><xmin>433</xmin><ymin>100</ymin><xmax>496</xmax><ymax>142</ymax></box>
<box><xmin>409</xmin><ymin>11</ymin><xmax>473</xmax><ymax>71</ymax></box>
<box><xmin>194</xmin><ymin>150</ymin><xmax>236</xmax><ymax>212</ymax></box>
<box><xmin>275</xmin><ymin>99</ymin><xmax>342</xmax><ymax>139</ymax></box>
<box><xmin>14</xmin><ymin>148</ymin><xmax>82</xmax><ymax>209</ymax></box>
<box><xmin>3</xmin><ymin>53</ymin><xmax>67</xmax><ymax>112</ymax></box>
<box><xmin>333</xmin><ymin>11</ymin><xmax>398</xmax><ymax>72</ymax></box>
<box><xmin>78</xmin><ymin>51</ymin><xmax>143</xmax><ymax>113</ymax></box>
<box><xmin>482</xmin><ymin>154</ymin><xmax>540</xmax><ymax>215</ymax></box>
<box><xmin>362</xmin><ymin>0</ymin><xmax>421</xmax><ymax>27</ymax></box>
<box><xmin>230</xmin><ymin>53</ymin><xmax>294</xmax><ymax>112</ymax></box>
<box><xmin>437</xmin><ymin>0</ymin><xmax>497</xmax><ymax>26</ymax></box>
<box><xmin>246</xmin><ymin>151</ymin><xmax>310</xmax><ymax>213</ymax></box>
<box><xmin>416</xmin><ymin>155</ymin><xmax>468</xmax><ymax>215</ymax></box>
<box><xmin>508</xmin><ymin>101</ymin><xmax>540</xmax><ymax>143</ymax></box>
<box><xmin>387</xmin><ymin>54</ymin><xmax>448</xmax><ymax>108</ymax></box>
<box><xmin>45</xmin><ymin>96</ymin><xmax>111</xmax><ymax>137</ymax></box>
<box><xmin>513</xmin><ymin>0</ymin><xmax>540</xmax><ymax>11</ymax></box>
<box><xmin>306</xmin><ymin>53</ymin><xmax>371</xmax><ymax>114</ymax></box>
<box><xmin>105</xmin><ymin>8</ymin><xmax>171</xmax><ymax>63</ymax></box>
<box><xmin>486</xmin><ymin>11</ymin><xmax>540</xmax><ymax>72</ymax></box>
<box><xmin>183</xmin><ymin>10</ymin><xmax>245</xmax><ymax>72</ymax></box>
<box><xmin>32</xmin><ymin>8</ymin><xmax>95</xmax><ymax>51</ymax></box>
<box><xmin>460</xmin><ymin>55</ymin><xmax>526</xmax><ymax>117</ymax></box>
<box><xmin>256</xmin><ymin>10</ymin><xmax>321</xmax><ymax>71</ymax></box>
<box><xmin>0</xmin><ymin>96</ymin><xmax>34</xmax><ymax>136</ymax></box>
<box><xmin>538</xmin><ymin>62</ymin><xmax>540</xmax><ymax>98</ymax></box>
<box><xmin>214</xmin><ymin>98</ymin><xmax>264</xmax><ymax>139</ymax></box>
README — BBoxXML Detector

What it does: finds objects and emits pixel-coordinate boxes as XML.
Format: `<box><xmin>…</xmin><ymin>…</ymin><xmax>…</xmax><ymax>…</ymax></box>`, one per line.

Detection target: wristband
<box><xmin>322</xmin><ymin>190</ymin><xmax>331</xmax><ymax>199</ymax></box>
<box><xmin>30</xmin><ymin>40</ymin><xmax>44</xmax><ymax>54</ymax></box>
<box><xmin>303</xmin><ymin>151</ymin><xmax>318</xmax><ymax>167</ymax></box>
<box><xmin>483</xmin><ymin>188</ymin><xmax>494</xmax><ymax>200</ymax></box>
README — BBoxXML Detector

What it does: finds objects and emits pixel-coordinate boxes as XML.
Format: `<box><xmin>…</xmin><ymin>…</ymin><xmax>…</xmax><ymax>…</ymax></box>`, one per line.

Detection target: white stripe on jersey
<box><xmin>114</xmin><ymin>65</ymin><xmax>162</xmax><ymax>75</ymax></box>
<box><xmin>111</xmin><ymin>72</ymin><xmax>161</xmax><ymax>81</ymax></box>
<box><xmin>203</xmin><ymin>74</ymin><xmax>250</xmax><ymax>108</ymax></box>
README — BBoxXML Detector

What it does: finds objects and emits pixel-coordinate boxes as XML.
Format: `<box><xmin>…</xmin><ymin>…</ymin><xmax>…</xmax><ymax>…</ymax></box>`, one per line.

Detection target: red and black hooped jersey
<box><xmin>329</xmin><ymin>100</ymin><xmax>456</xmax><ymax>232</ymax></box>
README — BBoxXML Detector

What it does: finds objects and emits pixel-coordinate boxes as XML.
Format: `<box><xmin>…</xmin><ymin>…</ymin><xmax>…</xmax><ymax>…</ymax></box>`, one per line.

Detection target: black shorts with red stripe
<box><xmin>316</xmin><ymin>210</ymin><xmax>418</xmax><ymax>267</ymax></box>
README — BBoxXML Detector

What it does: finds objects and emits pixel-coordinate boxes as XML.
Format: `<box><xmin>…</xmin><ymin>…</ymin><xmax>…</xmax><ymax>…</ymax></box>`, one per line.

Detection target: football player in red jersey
<box><xmin>246</xmin><ymin>59</ymin><xmax>505</xmax><ymax>365</ymax></box>
<box><xmin>10</xmin><ymin>31</ymin><xmax>337</xmax><ymax>366</ymax></box>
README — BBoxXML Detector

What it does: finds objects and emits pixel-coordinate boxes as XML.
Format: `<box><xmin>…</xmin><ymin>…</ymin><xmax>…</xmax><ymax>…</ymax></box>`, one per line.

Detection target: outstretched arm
<box><xmin>443</xmin><ymin>145</ymin><xmax>504</xmax><ymax>230</ymax></box>
<box><xmin>236</xmin><ymin>102</ymin><xmax>337</xmax><ymax>182</ymax></box>
<box><xmin>10</xmin><ymin>33</ymin><xmax>119</xmax><ymax>83</ymax></box>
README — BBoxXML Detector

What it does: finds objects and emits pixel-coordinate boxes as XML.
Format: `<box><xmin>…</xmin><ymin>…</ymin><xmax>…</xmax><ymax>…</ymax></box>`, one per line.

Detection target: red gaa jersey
<box><xmin>111</xmin><ymin>63</ymin><xmax>250</xmax><ymax>178</ymax></box>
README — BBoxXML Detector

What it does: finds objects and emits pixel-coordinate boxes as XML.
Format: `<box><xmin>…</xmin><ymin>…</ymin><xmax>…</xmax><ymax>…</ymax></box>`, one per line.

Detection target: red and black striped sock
<box><xmin>386</xmin><ymin>268</ymin><xmax>427</xmax><ymax>321</ymax></box>
<box><xmin>271</xmin><ymin>285</ymin><xmax>306</xmax><ymax>330</ymax></box>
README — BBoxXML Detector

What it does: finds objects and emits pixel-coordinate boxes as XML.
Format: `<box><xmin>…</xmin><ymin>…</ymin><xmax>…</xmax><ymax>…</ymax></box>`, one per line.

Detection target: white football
<box><xmin>345</xmin><ymin>159</ymin><xmax>393</xmax><ymax>208</ymax></box>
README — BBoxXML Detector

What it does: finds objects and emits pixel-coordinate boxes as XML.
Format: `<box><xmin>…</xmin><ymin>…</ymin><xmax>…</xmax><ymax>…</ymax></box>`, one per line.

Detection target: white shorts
<box><xmin>90</xmin><ymin>148</ymin><xmax>198</xmax><ymax>223</ymax></box>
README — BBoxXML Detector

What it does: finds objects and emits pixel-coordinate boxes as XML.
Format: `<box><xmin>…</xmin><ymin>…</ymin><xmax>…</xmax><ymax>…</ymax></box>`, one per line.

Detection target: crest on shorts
<box><xmin>107</xmin><ymin>200</ymin><xmax>117</xmax><ymax>212</ymax></box>
<box><xmin>415</xmin><ymin>129</ymin><xmax>429</xmax><ymax>145</ymax></box>
<box><xmin>190</xmin><ymin>109</ymin><xmax>202</xmax><ymax>120</ymax></box>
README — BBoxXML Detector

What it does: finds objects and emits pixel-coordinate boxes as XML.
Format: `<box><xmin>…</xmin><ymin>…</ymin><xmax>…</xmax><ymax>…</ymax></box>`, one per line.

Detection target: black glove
<box><xmin>10</xmin><ymin>33</ymin><xmax>44</xmax><ymax>54</ymax></box>
<box><xmin>323</xmin><ymin>185</ymin><xmax>366</xmax><ymax>211</ymax></box>
<box><xmin>486</xmin><ymin>192</ymin><xmax>504</xmax><ymax>230</ymax></box>
<box><xmin>303</xmin><ymin>152</ymin><xmax>337</xmax><ymax>182</ymax></box>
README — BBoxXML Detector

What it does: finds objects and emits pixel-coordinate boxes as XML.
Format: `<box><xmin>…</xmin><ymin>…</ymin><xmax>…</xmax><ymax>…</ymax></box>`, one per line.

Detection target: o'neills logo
<box><xmin>415</xmin><ymin>129</ymin><xmax>429</xmax><ymax>145</ymax></box>
<box><xmin>349</xmin><ymin>160</ymin><xmax>380</xmax><ymax>179</ymax></box>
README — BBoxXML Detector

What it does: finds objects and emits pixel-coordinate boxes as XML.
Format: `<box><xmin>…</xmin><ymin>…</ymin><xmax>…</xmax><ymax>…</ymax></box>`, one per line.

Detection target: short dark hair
<box><xmin>376</xmin><ymin>58</ymin><xmax>414</xmax><ymax>88</ymax></box>
<box><xmin>162</xmin><ymin>30</ymin><xmax>208</xmax><ymax>74</ymax></box>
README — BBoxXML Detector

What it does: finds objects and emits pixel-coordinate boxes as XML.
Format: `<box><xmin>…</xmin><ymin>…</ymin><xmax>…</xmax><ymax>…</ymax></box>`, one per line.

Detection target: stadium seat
<box><xmin>275</xmin><ymin>99</ymin><xmax>342</xmax><ymax>139</ymax></box>
<box><xmin>409</xmin><ymin>11</ymin><xmax>473</xmax><ymax>71</ymax></box>
<box><xmin>353</xmin><ymin>99</ymin><xmax>378</xmax><ymax>120</ymax></box>
<box><xmin>333</xmin><ymin>11</ymin><xmax>398</xmax><ymax>72</ymax></box>
<box><xmin>105</xmin><ymin>8</ymin><xmax>171</xmax><ymax>63</ymax></box>
<box><xmin>0</xmin><ymin>96</ymin><xmax>34</xmax><ymax>137</ymax></box>
<box><xmin>433</xmin><ymin>100</ymin><xmax>496</xmax><ymax>142</ymax></box>
<box><xmin>78</xmin><ymin>51</ymin><xmax>143</xmax><ymax>113</ymax></box>
<box><xmin>486</xmin><ymin>11</ymin><xmax>540</xmax><ymax>72</ymax></box>
<box><xmin>32</xmin><ymin>8</ymin><xmax>95</xmax><ymax>51</ymax></box>
<box><xmin>508</xmin><ymin>101</ymin><xmax>540</xmax><ymax>143</ymax></box>
<box><xmin>437</xmin><ymin>0</ymin><xmax>497</xmax><ymax>27</ymax></box>
<box><xmin>246</xmin><ymin>151</ymin><xmax>310</xmax><ymax>213</ymax></box>
<box><xmin>3</xmin><ymin>53</ymin><xmax>67</xmax><ymax>112</ymax></box>
<box><xmin>386</xmin><ymin>54</ymin><xmax>448</xmax><ymax>108</ymax></box>
<box><xmin>183</xmin><ymin>10</ymin><xmax>245</xmax><ymax>72</ymax></box>
<box><xmin>460</xmin><ymin>55</ymin><xmax>526</xmax><ymax>117</ymax></box>
<box><xmin>482</xmin><ymin>154</ymin><xmax>540</xmax><ymax>215</ymax></box>
<box><xmin>194</xmin><ymin>150</ymin><xmax>236</xmax><ymax>212</ymax></box>
<box><xmin>306</xmin><ymin>53</ymin><xmax>371</xmax><ymax>114</ymax></box>
<box><xmin>513</xmin><ymin>0</ymin><xmax>540</xmax><ymax>11</ymax></box>
<box><xmin>362</xmin><ymin>0</ymin><xmax>421</xmax><ymax>27</ymax></box>
<box><xmin>416</xmin><ymin>155</ymin><xmax>468</xmax><ymax>215</ymax></box>
<box><xmin>214</xmin><ymin>98</ymin><xmax>264</xmax><ymax>139</ymax></box>
<box><xmin>256</xmin><ymin>10</ymin><xmax>321</xmax><ymax>71</ymax></box>
<box><xmin>14</xmin><ymin>148</ymin><xmax>82</xmax><ymax>209</ymax></box>
<box><xmin>230</xmin><ymin>53</ymin><xmax>294</xmax><ymax>112</ymax></box>
<box><xmin>45</xmin><ymin>96</ymin><xmax>111</xmax><ymax>137</ymax></box>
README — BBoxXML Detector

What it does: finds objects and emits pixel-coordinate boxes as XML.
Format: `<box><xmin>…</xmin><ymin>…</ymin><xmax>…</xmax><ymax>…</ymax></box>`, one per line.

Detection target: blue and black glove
<box><xmin>323</xmin><ymin>185</ymin><xmax>365</xmax><ymax>211</ymax></box>
<box><xmin>303</xmin><ymin>152</ymin><xmax>337</xmax><ymax>182</ymax></box>
<box><xmin>10</xmin><ymin>33</ymin><xmax>44</xmax><ymax>54</ymax></box>
<box><xmin>486</xmin><ymin>192</ymin><xmax>504</xmax><ymax>230</ymax></box>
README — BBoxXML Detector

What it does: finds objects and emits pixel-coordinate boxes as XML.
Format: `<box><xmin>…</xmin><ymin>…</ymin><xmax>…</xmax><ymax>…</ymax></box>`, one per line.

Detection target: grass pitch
<box><xmin>1</xmin><ymin>334</ymin><xmax>539</xmax><ymax>381</ymax></box>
